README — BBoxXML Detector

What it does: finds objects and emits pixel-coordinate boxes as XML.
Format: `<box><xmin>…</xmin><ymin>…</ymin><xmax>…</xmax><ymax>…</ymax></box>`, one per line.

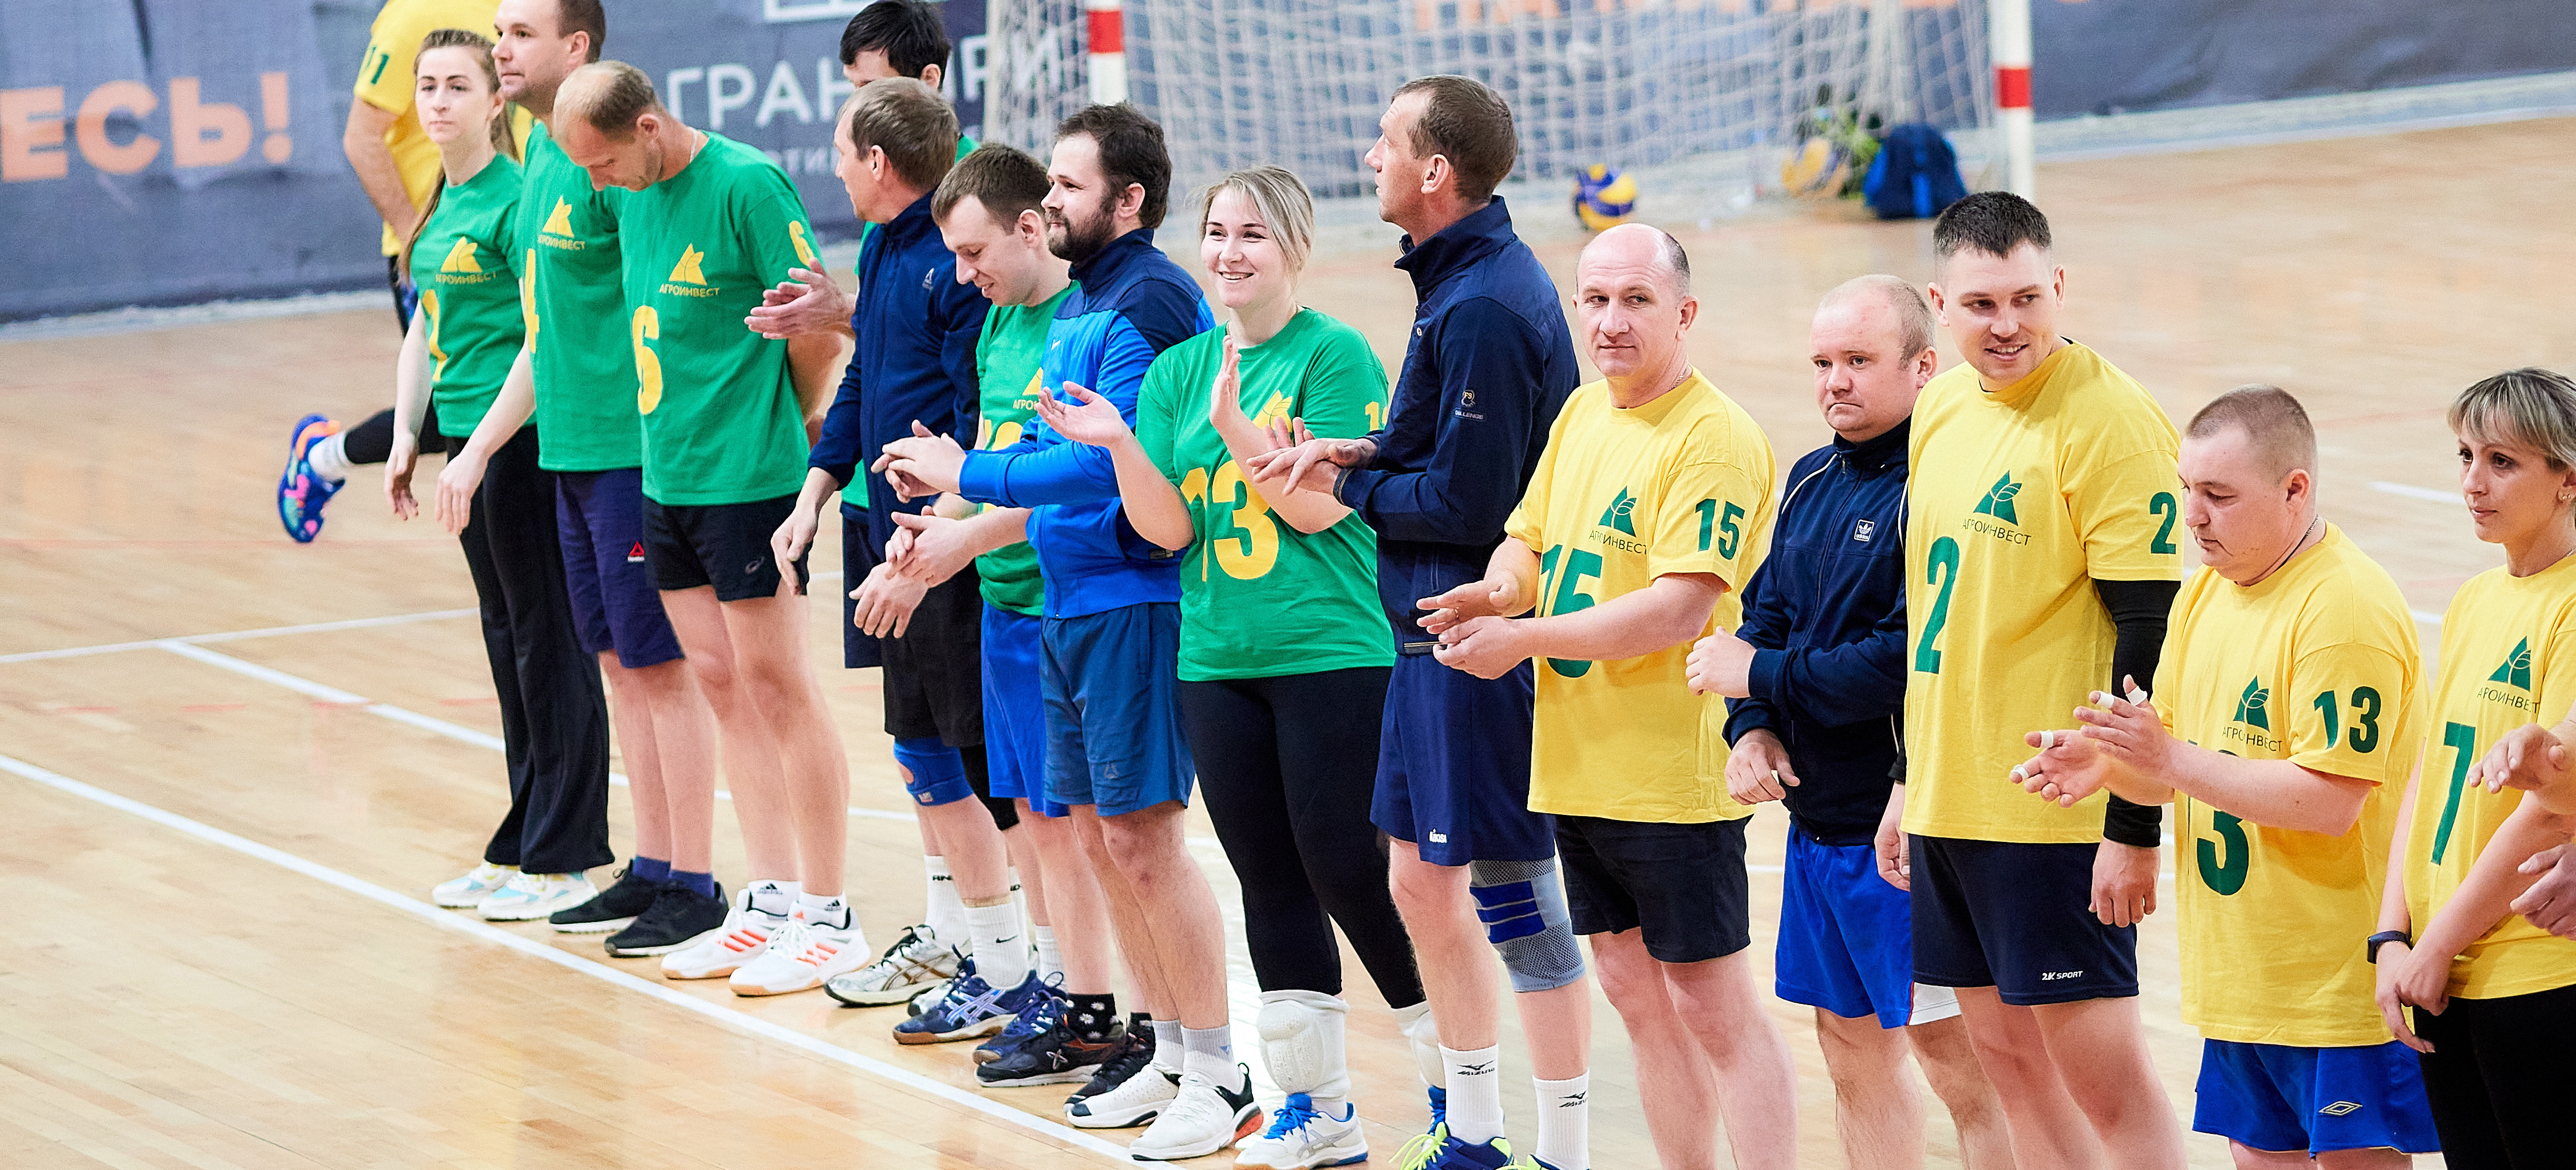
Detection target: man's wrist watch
<box><xmin>2366</xmin><ymin>929</ymin><xmax>2411</xmax><ymax>963</ymax></box>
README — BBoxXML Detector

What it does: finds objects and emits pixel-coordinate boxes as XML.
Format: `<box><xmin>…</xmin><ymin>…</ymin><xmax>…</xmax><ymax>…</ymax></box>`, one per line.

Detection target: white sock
<box><xmin>1033</xmin><ymin>925</ymin><xmax>1064</xmax><ymax>983</ymax></box>
<box><xmin>923</xmin><ymin>856</ymin><xmax>967</xmax><ymax>946</ymax></box>
<box><xmin>748</xmin><ymin>879</ymin><xmax>800</xmax><ymax>918</ymax></box>
<box><xmin>1150</xmin><ymin>1018</ymin><xmax>1185</xmax><ymax>1073</ymax></box>
<box><xmin>965</xmin><ymin>900</ymin><xmax>1028</xmax><ymax>989</ymax></box>
<box><xmin>1444</xmin><ymin>1045</ymin><xmax>1505</xmax><ymax>1145</ymax></box>
<box><xmin>1182</xmin><ymin>1024</ymin><xmax>1236</xmax><ymax>1084</ymax></box>
<box><xmin>1534</xmin><ymin>1073</ymin><xmax>1590</xmax><ymax>1169</ymax></box>
<box><xmin>307</xmin><ymin>431</ymin><xmax>351</xmax><ymax>483</ymax></box>
<box><xmin>796</xmin><ymin>891</ymin><xmax>850</xmax><ymax>929</ymax></box>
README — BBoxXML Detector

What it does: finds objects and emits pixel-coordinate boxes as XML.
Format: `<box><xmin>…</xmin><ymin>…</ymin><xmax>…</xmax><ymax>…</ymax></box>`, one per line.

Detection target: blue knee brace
<box><xmin>895</xmin><ymin>737</ymin><xmax>973</xmax><ymax>806</ymax></box>
<box><xmin>1468</xmin><ymin>857</ymin><xmax>1586</xmax><ymax>992</ymax></box>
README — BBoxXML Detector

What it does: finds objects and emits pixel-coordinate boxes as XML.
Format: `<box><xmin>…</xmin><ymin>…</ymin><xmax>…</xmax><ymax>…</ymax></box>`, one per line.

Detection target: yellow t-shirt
<box><xmin>354</xmin><ymin>0</ymin><xmax>513</xmax><ymax>255</ymax></box>
<box><xmin>2409</xmin><ymin>556</ymin><xmax>2576</xmax><ymax>999</ymax></box>
<box><xmin>1902</xmin><ymin>342</ymin><xmax>2183</xmax><ymax>843</ymax></box>
<box><xmin>2157</xmin><ymin>526</ymin><xmax>2422</xmax><ymax>1047</ymax></box>
<box><xmin>1504</xmin><ymin>370</ymin><xmax>1776</xmax><ymax>823</ymax></box>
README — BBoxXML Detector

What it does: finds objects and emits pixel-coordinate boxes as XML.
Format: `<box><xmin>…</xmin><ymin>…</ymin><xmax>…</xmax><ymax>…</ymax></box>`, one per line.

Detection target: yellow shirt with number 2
<box><xmin>1506</xmin><ymin>369</ymin><xmax>1775</xmax><ymax>824</ymax></box>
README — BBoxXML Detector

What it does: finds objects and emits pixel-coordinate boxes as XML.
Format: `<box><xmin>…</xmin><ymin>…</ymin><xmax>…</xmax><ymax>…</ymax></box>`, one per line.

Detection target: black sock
<box><xmin>1066</xmin><ymin>994</ymin><xmax>1120</xmax><ymax>1042</ymax></box>
<box><xmin>1127</xmin><ymin>1012</ymin><xmax>1153</xmax><ymax>1049</ymax></box>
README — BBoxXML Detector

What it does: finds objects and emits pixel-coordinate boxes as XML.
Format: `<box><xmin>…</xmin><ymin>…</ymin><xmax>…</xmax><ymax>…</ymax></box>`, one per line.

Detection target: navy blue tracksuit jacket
<box><xmin>1724</xmin><ymin>419</ymin><xmax>1911</xmax><ymax>845</ymax></box>
<box><xmin>1331</xmin><ymin>197</ymin><xmax>1579</xmax><ymax>645</ymax></box>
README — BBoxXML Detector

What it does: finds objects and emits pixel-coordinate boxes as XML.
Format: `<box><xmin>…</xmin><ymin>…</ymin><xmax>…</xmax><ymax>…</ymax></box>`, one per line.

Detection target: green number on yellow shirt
<box><xmin>1914</xmin><ymin>535</ymin><xmax>1961</xmax><ymax>674</ymax></box>
<box><xmin>2150</xmin><ymin>491</ymin><xmax>2179</xmax><ymax>554</ymax></box>
<box><xmin>631</xmin><ymin>306</ymin><xmax>662</xmax><ymax>415</ymax></box>
<box><xmin>1537</xmin><ymin>544</ymin><xmax>1602</xmax><ymax>678</ymax></box>
<box><xmin>2197</xmin><ymin>807</ymin><xmax>2251</xmax><ymax>896</ymax></box>
<box><xmin>2433</xmin><ymin>721</ymin><xmax>2477</xmax><ymax>864</ymax></box>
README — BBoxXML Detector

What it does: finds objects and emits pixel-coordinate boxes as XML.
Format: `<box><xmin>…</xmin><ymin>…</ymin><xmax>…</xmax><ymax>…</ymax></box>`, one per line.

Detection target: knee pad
<box><xmin>1393</xmin><ymin>1001</ymin><xmax>1446</xmax><ymax>1090</ymax></box>
<box><xmin>1468</xmin><ymin>858</ymin><xmax>1586</xmax><ymax>992</ymax></box>
<box><xmin>1254</xmin><ymin>990</ymin><xmax>1349</xmax><ymax>1099</ymax></box>
<box><xmin>895</xmin><ymin>737</ymin><xmax>974</xmax><ymax>806</ymax></box>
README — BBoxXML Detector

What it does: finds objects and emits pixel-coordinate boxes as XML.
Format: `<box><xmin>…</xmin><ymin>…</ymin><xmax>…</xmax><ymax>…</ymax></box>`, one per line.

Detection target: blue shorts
<box><xmin>2194</xmin><ymin>1039</ymin><xmax>2438</xmax><ymax>1155</ymax></box>
<box><xmin>1910</xmin><ymin>834</ymin><xmax>2138</xmax><ymax>1005</ymax></box>
<box><xmin>1372</xmin><ymin>652</ymin><xmax>1554</xmax><ymax>866</ymax></box>
<box><xmin>555</xmin><ymin>468</ymin><xmax>682</xmax><ymax>669</ymax></box>
<box><xmin>1779</xmin><ymin>828</ymin><xmax>1961</xmax><ymax>1029</ymax></box>
<box><xmin>1041</xmin><ymin>603</ymin><xmax>1194</xmax><ymax>817</ymax></box>
<box><xmin>984</xmin><ymin>605</ymin><xmax>1065</xmax><ymax>818</ymax></box>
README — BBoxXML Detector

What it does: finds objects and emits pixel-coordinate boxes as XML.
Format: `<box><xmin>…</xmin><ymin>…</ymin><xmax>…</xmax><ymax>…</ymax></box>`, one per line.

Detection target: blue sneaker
<box><xmin>277</xmin><ymin>413</ymin><xmax>343</xmax><ymax>543</ymax></box>
<box><xmin>973</xmin><ymin>974</ymin><xmax>1065</xmax><ymax>1064</ymax></box>
<box><xmin>1398</xmin><ymin>1132</ymin><xmax>1520</xmax><ymax>1170</ymax></box>
<box><xmin>893</xmin><ymin>967</ymin><xmax>1041</xmax><ymax>1045</ymax></box>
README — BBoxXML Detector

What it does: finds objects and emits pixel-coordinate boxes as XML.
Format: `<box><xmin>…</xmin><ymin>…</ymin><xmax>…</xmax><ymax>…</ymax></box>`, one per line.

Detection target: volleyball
<box><xmin>1573</xmin><ymin>164</ymin><xmax>1638</xmax><ymax>231</ymax></box>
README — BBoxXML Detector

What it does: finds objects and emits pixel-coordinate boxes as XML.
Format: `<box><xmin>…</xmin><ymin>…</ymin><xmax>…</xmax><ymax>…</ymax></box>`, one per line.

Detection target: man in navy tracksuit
<box><xmin>1688</xmin><ymin>274</ymin><xmax>2011</xmax><ymax>1168</ymax></box>
<box><xmin>1259</xmin><ymin>76</ymin><xmax>1587</xmax><ymax>1170</ymax></box>
<box><xmin>875</xmin><ymin>104</ymin><xmax>1248</xmax><ymax>1160</ymax></box>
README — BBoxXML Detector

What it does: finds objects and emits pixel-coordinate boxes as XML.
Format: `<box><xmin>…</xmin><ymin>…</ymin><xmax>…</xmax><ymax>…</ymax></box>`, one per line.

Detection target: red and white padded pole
<box><xmin>1990</xmin><ymin>0</ymin><xmax>2033</xmax><ymax>196</ymax></box>
<box><xmin>1086</xmin><ymin>0</ymin><xmax>1128</xmax><ymax>105</ymax></box>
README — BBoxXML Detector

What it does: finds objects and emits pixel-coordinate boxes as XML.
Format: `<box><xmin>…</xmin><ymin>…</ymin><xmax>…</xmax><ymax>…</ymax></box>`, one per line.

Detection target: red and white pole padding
<box><xmin>1990</xmin><ymin>0</ymin><xmax>2033</xmax><ymax>196</ymax></box>
<box><xmin>1086</xmin><ymin>0</ymin><xmax>1128</xmax><ymax>105</ymax></box>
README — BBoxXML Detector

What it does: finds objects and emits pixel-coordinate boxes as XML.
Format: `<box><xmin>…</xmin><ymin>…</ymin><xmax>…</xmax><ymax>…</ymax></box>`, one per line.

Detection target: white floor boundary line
<box><xmin>0</xmin><ymin>750</ymin><xmax>1172</xmax><ymax>1170</ymax></box>
<box><xmin>2369</xmin><ymin>480</ymin><xmax>2458</xmax><ymax>506</ymax></box>
<box><xmin>0</xmin><ymin>607</ymin><xmax>481</xmax><ymax>665</ymax></box>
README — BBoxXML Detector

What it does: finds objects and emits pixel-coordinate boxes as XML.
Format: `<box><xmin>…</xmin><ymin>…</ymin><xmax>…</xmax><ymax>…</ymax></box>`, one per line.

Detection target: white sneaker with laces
<box><xmin>662</xmin><ymin>889</ymin><xmax>784</xmax><ymax>980</ymax></box>
<box><xmin>1127</xmin><ymin>1065</ymin><xmax>1262</xmax><ymax>1160</ymax></box>
<box><xmin>729</xmin><ymin>916</ymin><xmax>869</xmax><ymax>996</ymax></box>
<box><xmin>1234</xmin><ymin>1093</ymin><xmax>1367</xmax><ymax>1168</ymax></box>
<box><xmin>1068</xmin><ymin>1058</ymin><xmax>1183</xmax><ymax>1129</ymax></box>
<box><xmin>432</xmin><ymin>862</ymin><xmax>517</xmax><ymax>908</ymax></box>
<box><xmin>477</xmin><ymin>872</ymin><xmax>595</xmax><ymax>921</ymax></box>
<box><xmin>825</xmin><ymin>924</ymin><xmax>959</xmax><ymax>1007</ymax></box>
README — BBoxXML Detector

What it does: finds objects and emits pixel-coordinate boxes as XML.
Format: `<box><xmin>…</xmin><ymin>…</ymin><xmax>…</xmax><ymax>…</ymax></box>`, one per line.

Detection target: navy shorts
<box><xmin>642</xmin><ymin>493</ymin><xmax>808</xmax><ymax>602</ymax></box>
<box><xmin>1372</xmin><ymin>652</ymin><xmax>1555</xmax><ymax>866</ymax></box>
<box><xmin>555</xmin><ymin>468</ymin><xmax>682</xmax><ymax>669</ymax></box>
<box><xmin>838</xmin><ymin>502</ymin><xmax>983</xmax><ymax>743</ymax></box>
<box><xmin>1041</xmin><ymin>602</ymin><xmax>1194</xmax><ymax>817</ymax></box>
<box><xmin>1556</xmin><ymin>814</ymin><xmax>1751</xmax><ymax>963</ymax></box>
<box><xmin>1910</xmin><ymin>834</ymin><xmax>2138</xmax><ymax>1004</ymax></box>
<box><xmin>839</xmin><ymin>502</ymin><xmax>884</xmax><ymax>669</ymax></box>
<box><xmin>984</xmin><ymin>605</ymin><xmax>1065</xmax><ymax>818</ymax></box>
<box><xmin>1777</xmin><ymin>828</ymin><xmax>1959</xmax><ymax>1028</ymax></box>
<box><xmin>2194</xmin><ymin>1039</ymin><xmax>2438</xmax><ymax>1155</ymax></box>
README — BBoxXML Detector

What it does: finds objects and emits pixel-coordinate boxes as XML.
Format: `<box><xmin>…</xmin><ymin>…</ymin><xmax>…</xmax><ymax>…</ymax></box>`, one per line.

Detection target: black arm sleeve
<box><xmin>2096</xmin><ymin>578</ymin><xmax>2180</xmax><ymax>849</ymax></box>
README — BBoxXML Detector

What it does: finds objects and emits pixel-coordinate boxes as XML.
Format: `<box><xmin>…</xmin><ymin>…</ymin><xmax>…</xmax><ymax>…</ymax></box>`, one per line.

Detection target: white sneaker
<box><xmin>1068</xmin><ymin>1058</ymin><xmax>1183</xmax><ymax>1129</ymax></box>
<box><xmin>825</xmin><ymin>924</ymin><xmax>960</xmax><ymax>1007</ymax></box>
<box><xmin>662</xmin><ymin>889</ymin><xmax>784</xmax><ymax>980</ymax></box>
<box><xmin>479</xmin><ymin>872</ymin><xmax>596</xmax><ymax>921</ymax></box>
<box><xmin>432</xmin><ymin>862</ymin><xmax>517</xmax><ymax>908</ymax></box>
<box><xmin>1235</xmin><ymin>1093</ymin><xmax>1367</xmax><ymax>1168</ymax></box>
<box><xmin>1127</xmin><ymin>1065</ymin><xmax>1262</xmax><ymax>1160</ymax></box>
<box><xmin>729</xmin><ymin>915</ymin><xmax>869</xmax><ymax>996</ymax></box>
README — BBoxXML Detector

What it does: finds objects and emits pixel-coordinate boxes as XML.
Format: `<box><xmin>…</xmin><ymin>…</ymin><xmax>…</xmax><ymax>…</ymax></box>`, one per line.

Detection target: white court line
<box><xmin>0</xmin><ymin>607</ymin><xmax>481</xmax><ymax>664</ymax></box>
<box><xmin>2369</xmin><ymin>480</ymin><xmax>2458</xmax><ymax>505</ymax></box>
<box><xmin>0</xmin><ymin>750</ymin><xmax>1172</xmax><ymax>1170</ymax></box>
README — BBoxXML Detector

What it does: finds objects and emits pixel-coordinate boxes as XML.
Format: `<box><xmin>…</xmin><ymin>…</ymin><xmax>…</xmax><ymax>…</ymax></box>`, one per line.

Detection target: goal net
<box><xmin>986</xmin><ymin>0</ymin><xmax>1992</xmax><ymax>206</ymax></box>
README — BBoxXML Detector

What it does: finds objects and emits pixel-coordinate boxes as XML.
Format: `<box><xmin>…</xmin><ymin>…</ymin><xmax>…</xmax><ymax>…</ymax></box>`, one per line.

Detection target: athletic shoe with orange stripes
<box><xmin>729</xmin><ymin>906</ymin><xmax>868</xmax><ymax>996</ymax></box>
<box><xmin>662</xmin><ymin>886</ymin><xmax>787</xmax><ymax>980</ymax></box>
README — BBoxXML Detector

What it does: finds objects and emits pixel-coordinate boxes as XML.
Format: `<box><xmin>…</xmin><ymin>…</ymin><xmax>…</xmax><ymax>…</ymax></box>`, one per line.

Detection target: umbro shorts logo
<box><xmin>2317</xmin><ymin>1101</ymin><xmax>2362</xmax><ymax>1117</ymax></box>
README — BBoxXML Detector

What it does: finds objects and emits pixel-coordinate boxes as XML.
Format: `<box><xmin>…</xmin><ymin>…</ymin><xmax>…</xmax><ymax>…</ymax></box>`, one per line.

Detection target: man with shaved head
<box><xmin>2008</xmin><ymin>385</ymin><xmax>2436</xmax><ymax>1167</ymax></box>
<box><xmin>1424</xmin><ymin>222</ymin><xmax>1792</xmax><ymax>1169</ymax></box>
<box><xmin>1689</xmin><ymin>275</ymin><xmax>2012</xmax><ymax>1170</ymax></box>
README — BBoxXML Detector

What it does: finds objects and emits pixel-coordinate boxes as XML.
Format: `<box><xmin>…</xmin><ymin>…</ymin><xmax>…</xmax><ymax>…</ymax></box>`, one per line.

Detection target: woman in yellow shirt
<box><xmin>2373</xmin><ymin>367</ymin><xmax>2576</xmax><ymax>1169</ymax></box>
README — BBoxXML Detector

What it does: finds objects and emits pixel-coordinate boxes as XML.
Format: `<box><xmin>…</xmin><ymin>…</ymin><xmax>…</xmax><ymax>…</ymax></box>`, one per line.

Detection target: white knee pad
<box><xmin>1469</xmin><ymin>857</ymin><xmax>1586</xmax><ymax>993</ymax></box>
<box><xmin>1393</xmin><ymin>1000</ymin><xmax>1445</xmax><ymax>1089</ymax></box>
<box><xmin>1255</xmin><ymin>990</ymin><xmax>1349</xmax><ymax>1100</ymax></box>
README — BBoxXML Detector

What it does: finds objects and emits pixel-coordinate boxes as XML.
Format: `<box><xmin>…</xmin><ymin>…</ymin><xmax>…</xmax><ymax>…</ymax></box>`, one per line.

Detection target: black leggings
<box><xmin>2412</xmin><ymin>979</ymin><xmax>2576</xmax><ymax>1168</ymax></box>
<box><xmin>1180</xmin><ymin>666</ymin><xmax>1424</xmax><ymax>1009</ymax></box>
<box><xmin>451</xmin><ymin>428</ymin><xmax>614</xmax><ymax>874</ymax></box>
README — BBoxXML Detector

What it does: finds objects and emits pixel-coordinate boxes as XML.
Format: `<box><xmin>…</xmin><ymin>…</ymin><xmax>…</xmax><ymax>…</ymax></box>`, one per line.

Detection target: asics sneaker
<box><xmin>1068</xmin><ymin>1048</ymin><xmax>1179</xmax><ymax>1128</ymax></box>
<box><xmin>1398</xmin><ymin>1133</ymin><xmax>1522</xmax><ymax>1170</ymax></box>
<box><xmin>824</xmin><ymin>924</ymin><xmax>959</xmax><ymax>1007</ymax></box>
<box><xmin>549</xmin><ymin>866</ymin><xmax>662</xmax><ymax>933</ymax></box>
<box><xmin>729</xmin><ymin>912</ymin><xmax>868</xmax><ymax>996</ymax></box>
<box><xmin>431</xmin><ymin>862</ymin><xmax>517</xmax><ymax>908</ymax></box>
<box><xmin>1235</xmin><ymin>1092</ymin><xmax>1367</xmax><ymax>1169</ymax></box>
<box><xmin>977</xmin><ymin>994</ymin><xmax>1123</xmax><ymax>1087</ymax></box>
<box><xmin>662</xmin><ymin>888</ymin><xmax>786</xmax><ymax>980</ymax></box>
<box><xmin>606</xmin><ymin>881</ymin><xmax>728</xmax><ymax>957</ymax></box>
<box><xmin>908</xmin><ymin>974</ymin><xmax>951</xmax><ymax>1016</ymax></box>
<box><xmin>895</xmin><ymin>967</ymin><xmax>1045</xmax><ymax>1045</ymax></box>
<box><xmin>479</xmin><ymin>872</ymin><xmax>598</xmax><ymax>921</ymax></box>
<box><xmin>1126</xmin><ymin>1064</ymin><xmax>1261</xmax><ymax>1161</ymax></box>
<box><xmin>975</xmin><ymin>974</ymin><xmax>1068</xmax><ymax>1064</ymax></box>
<box><xmin>277</xmin><ymin>413</ymin><xmax>343</xmax><ymax>543</ymax></box>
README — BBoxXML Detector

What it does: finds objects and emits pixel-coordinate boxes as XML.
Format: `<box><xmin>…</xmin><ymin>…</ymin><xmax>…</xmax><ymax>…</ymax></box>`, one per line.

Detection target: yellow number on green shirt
<box><xmin>420</xmin><ymin>288</ymin><xmax>448</xmax><ymax>382</ymax></box>
<box><xmin>2432</xmin><ymin>721</ymin><xmax>2478</xmax><ymax>864</ymax></box>
<box><xmin>1363</xmin><ymin>401</ymin><xmax>1386</xmax><ymax>431</ymax></box>
<box><xmin>977</xmin><ymin>417</ymin><xmax>1024</xmax><ymax>452</ymax></box>
<box><xmin>631</xmin><ymin>306</ymin><xmax>662</xmax><ymax>415</ymax></box>
<box><xmin>1208</xmin><ymin>462</ymin><xmax>1279</xmax><ymax>580</ymax></box>
<box><xmin>519</xmin><ymin>249</ymin><xmax>539</xmax><ymax>342</ymax></box>
<box><xmin>1537</xmin><ymin>543</ymin><xmax>1602</xmax><ymax>678</ymax></box>
<box><xmin>1914</xmin><ymin>535</ymin><xmax>1961</xmax><ymax>674</ymax></box>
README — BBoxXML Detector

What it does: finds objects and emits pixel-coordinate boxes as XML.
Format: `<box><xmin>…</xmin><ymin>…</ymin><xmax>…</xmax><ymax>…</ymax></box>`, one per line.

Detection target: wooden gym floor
<box><xmin>6</xmin><ymin>117</ymin><xmax>2571</xmax><ymax>1168</ymax></box>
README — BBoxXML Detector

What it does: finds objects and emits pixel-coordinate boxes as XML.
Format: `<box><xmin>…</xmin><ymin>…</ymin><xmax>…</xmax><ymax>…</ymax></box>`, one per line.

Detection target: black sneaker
<box><xmin>979</xmin><ymin>996</ymin><xmax>1123</xmax><ymax>1087</ymax></box>
<box><xmin>549</xmin><ymin>866</ymin><xmax>663</xmax><ymax>933</ymax></box>
<box><xmin>606</xmin><ymin>881</ymin><xmax>728</xmax><ymax>957</ymax></box>
<box><xmin>1068</xmin><ymin>1014</ymin><xmax>1155</xmax><ymax>1104</ymax></box>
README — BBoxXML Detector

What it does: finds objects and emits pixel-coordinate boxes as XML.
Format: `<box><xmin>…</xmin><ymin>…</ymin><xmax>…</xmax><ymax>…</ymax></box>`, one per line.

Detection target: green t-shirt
<box><xmin>519</xmin><ymin>121</ymin><xmax>641</xmax><ymax>472</ymax></box>
<box><xmin>1136</xmin><ymin>309</ymin><xmax>1394</xmax><ymax>680</ymax></box>
<box><xmin>843</xmin><ymin>135</ymin><xmax>975</xmax><ymax>509</ymax></box>
<box><xmin>971</xmin><ymin>283</ymin><xmax>1076</xmax><ymax>616</ymax></box>
<box><xmin>619</xmin><ymin>132</ymin><xmax>821</xmax><ymax>506</ymax></box>
<box><xmin>410</xmin><ymin>155</ymin><xmax>524</xmax><ymax>439</ymax></box>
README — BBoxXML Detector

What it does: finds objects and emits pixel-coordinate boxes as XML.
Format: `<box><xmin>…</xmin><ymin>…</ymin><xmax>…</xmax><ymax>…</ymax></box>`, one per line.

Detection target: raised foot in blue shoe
<box><xmin>276</xmin><ymin>413</ymin><xmax>342</xmax><ymax>543</ymax></box>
